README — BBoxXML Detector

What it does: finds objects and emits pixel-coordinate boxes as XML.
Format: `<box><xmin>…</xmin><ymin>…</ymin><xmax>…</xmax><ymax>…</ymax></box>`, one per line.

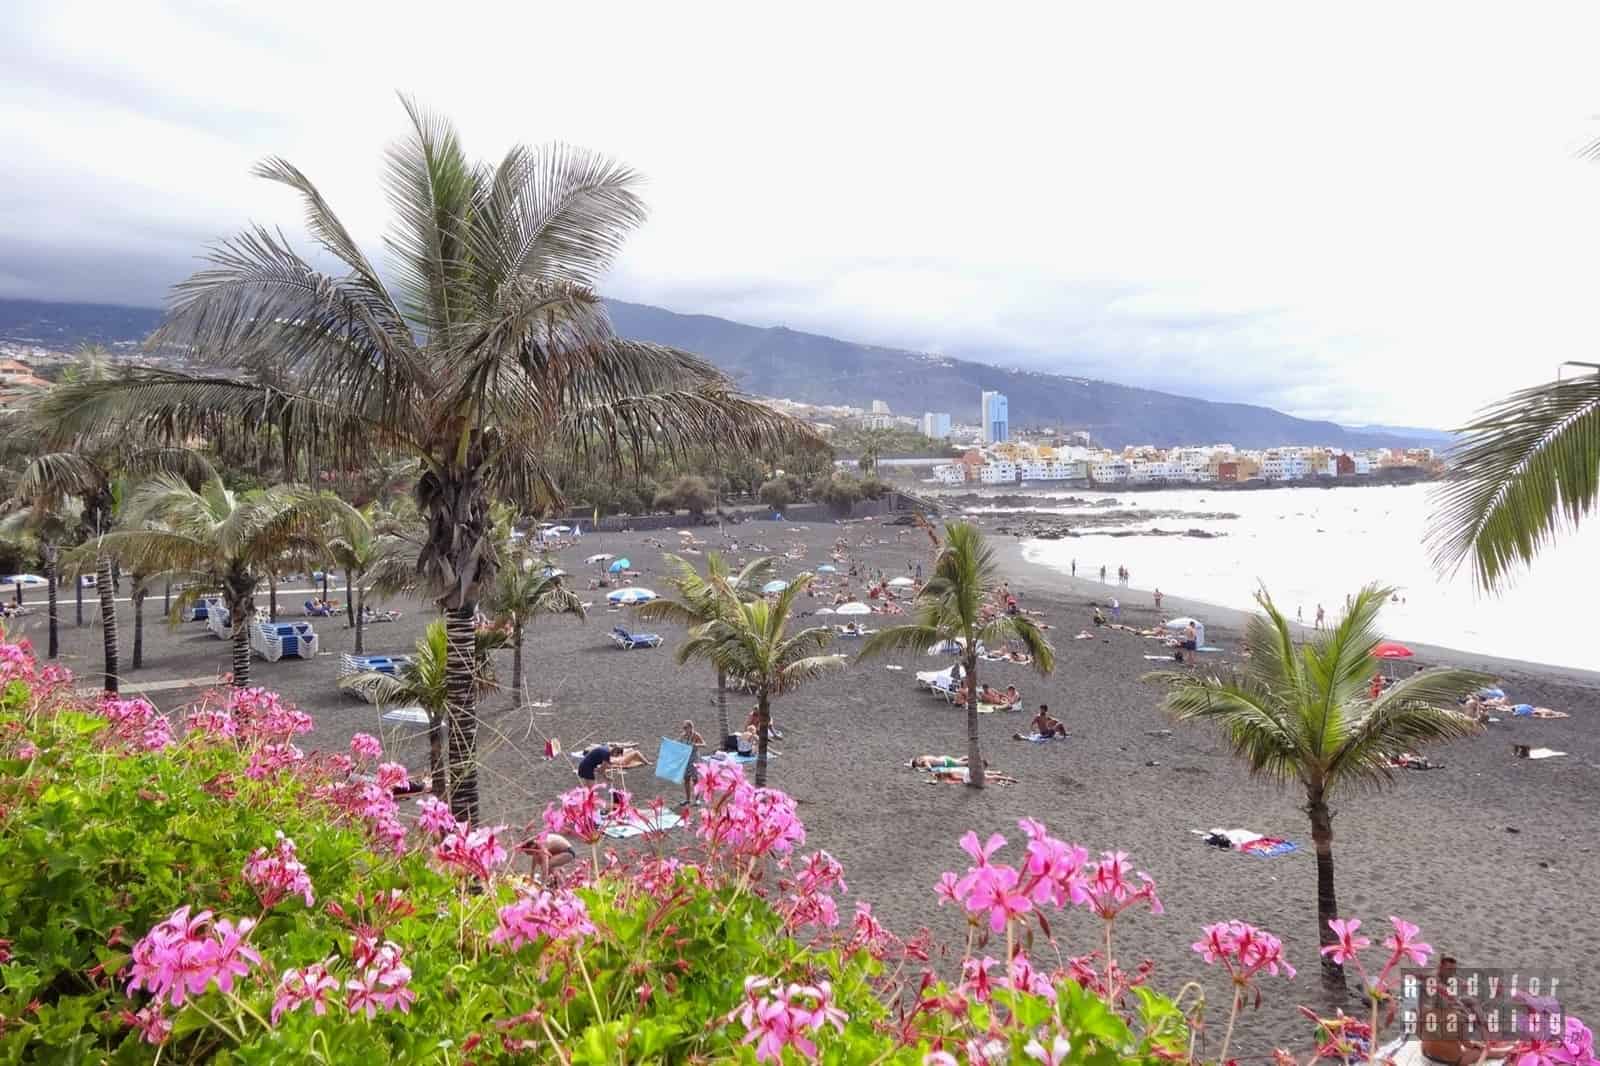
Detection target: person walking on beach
<box><xmin>1297</xmin><ymin>604</ymin><xmax>1303</xmax><ymax>624</ymax></box>
<box><xmin>1099</xmin><ymin>564</ymin><xmax>1107</xmax><ymax>583</ymax></box>
<box><xmin>678</xmin><ymin>720</ymin><xmax>704</xmax><ymax>806</ymax></box>
<box><xmin>1111</xmin><ymin>596</ymin><xmax>1121</xmax><ymax>622</ymax></box>
<box><xmin>1070</xmin><ymin>558</ymin><xmax>1077</xmax><ymax>577</ymax></box>
<box><xmin>1315</xmin><ymin>604</ymin><xmax>1325</xmax><ymax>629</ymax></box>
<box><xmin>1153</xmin><ymin>588</ymin><xmax>1163</xmax><ymax>611</ymax></box>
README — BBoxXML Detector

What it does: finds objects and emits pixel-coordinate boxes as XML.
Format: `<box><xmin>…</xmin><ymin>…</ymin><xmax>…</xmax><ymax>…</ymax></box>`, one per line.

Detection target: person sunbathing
<box><xmin>1527</xmin><ymin>707</ymin><xmax>1569</xmax><ymax>719</ymax></box>
<box><xmin>1417</xmin><ymin>955</ymin><xmax>1521</xmax><ymax>1066</ymax></box>
<box><xmin>929</xmin><ymin>765</ymin><xmax>1018</xmax><ymax>785</ymax></box>
<box><xmin>1020</xmin><ymin>704</ymin><xmax>1066</xmax><ymax>739</ymax></box>
<box><xmin>745</xmin><ymin>707</ymin><xmax>784</xmax><ymax>740</ymax></box>
<box><xmin>518</xmin><ymin>830</ymin><xmax>576</xmax><ymax>882</ymax></box>
<box><xmin>909</xmin><ymin>754</ymin><xmax>968</xmax><ymax>769</ymax></box>
<box><xmin>976</xmin><ymin>684</ymin><xmax>1009</xmax><ymax>705</ymax></box>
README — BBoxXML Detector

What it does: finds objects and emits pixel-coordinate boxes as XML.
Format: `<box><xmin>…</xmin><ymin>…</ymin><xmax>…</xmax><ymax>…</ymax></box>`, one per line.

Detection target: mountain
<box><xmin>602</xmin><ymin>301</ymin><xmax>1437</xmax><ymax>449</ymax></box>
<box><xmin>0</xmin><ymin>296</ymin><xmax>1439</xmax><ymax>449</ymax></box>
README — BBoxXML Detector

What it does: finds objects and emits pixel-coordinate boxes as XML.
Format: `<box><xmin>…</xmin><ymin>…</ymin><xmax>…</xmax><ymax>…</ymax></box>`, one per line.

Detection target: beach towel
<box><xmin>1517</xmin><ymin>747</ymin><xmax>1566</xmax><ymax>760</ymax></box>
<box><xmin>1197</xmin><ymin>645</ymin><xmax>1224</xmax><ymax>653</ymax></box>
<box><xmin>704</xmin><ymin>751</ymin><xmax>776</xmax><ymax>767</ymax></box>
<box><xmin>1512</xmin><ymin>704</ymin><xmax>1534</xmax><ymax>717</ymax></box>
<box><xmin>1017</xmin><ymin>733</ymin><xmax>1061</xmax><ymax>744</ymax></box>
<box><xmin>1238</xmin><ymin>838</ymin><xmax>1298</xmax><ymax>857</ymax></box>
<box><xmin>1143</xmin><ymin>654</ymin><xmax>1178</xmax><ymax>661</ymax></box>
<box><xmin>602</xmin><ymin>809</ymin><xmax>685</xmax><ymax>839</ymax></box>
<box><xmin>909</xmin><ymin>756</ymin><xmax>965</xmax><ymax>770</ymax></box>
<box><xmin>654</xmin><ymin>737</ymin><xmax>694</xmax><ymax>784</ymax></box>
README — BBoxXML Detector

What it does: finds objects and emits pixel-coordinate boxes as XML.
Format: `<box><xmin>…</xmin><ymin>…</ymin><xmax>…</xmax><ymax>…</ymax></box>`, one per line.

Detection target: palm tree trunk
<box><xmin>75</xmin><ymin>575</ymin><xmax>83</xmax><ymax>627</ymax></box>
<box><xmin>353</xmin><ymin>585</ymin><xmax>365</xmax><ymax>655</ymax></box>
<box><xmin>1307</xmin><ymin>789</ymin><xmax>1344</xmax><ymax>992</ymax></box>
<box><xmin>444</xmin><ymin>604</ymin><xmax>480</xmax><ymax>824</ymax></box>
<box><xmin>44</xmin><ymin>546</ymin><xmax>58</xmax><ymax>660</ymax></box>
<box><xmin>321</xmin><ymin>569</ymin><xmax>330</xmax><ymax>603</ymax></box>
<box><xmin>97</xmin><ymin>556</ymin><xmax>118</xmax><ymax>694</ymax></box>
<box><xmin>754</xmin><ymin>690</ymin><xmax>772</xmax><ymax>787</ymax></box>
<box><xmin>163</xmin><ymin>577</ymin><xmax>170</xmax><ymax>616</ymax></box>
<box><xmin>225</xmin><ymin>579</ymin><xmax>254</xmax><ymax>688</ymax></box>
<box><xmin>132</xmin><ymin>584</ymin><xmax>146</xmax><ymax>670</ymax></box>
<box><xmin>715</xmin><ymin>669</ymin><xmax>731</xmax><ymax>743</ymax></box>
<box><xmin>345</xmin><ymin>572</ymin><xmax>355</xmax><ymax>628</ymax></box>
<box><xmin>268</xmin><ymin>573</ymin><xmax>277</xmax><ymax>621</ymax></box>
<box><xmin>964</xmin><ymin>649</ymin><xmax>984</xmax><ymax>788</ymax></box>
<box><xmin>511</xmin><ymin>622</ymin><xmax>525</xmax><ymax>708</ymax></box>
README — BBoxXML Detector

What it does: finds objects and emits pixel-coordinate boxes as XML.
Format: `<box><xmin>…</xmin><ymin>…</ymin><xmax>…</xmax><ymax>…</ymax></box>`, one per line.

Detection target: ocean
<box><xmin>993</xmin><ymin>482</ymin><xmax>1592</xmax><ymax>671</ymax></box>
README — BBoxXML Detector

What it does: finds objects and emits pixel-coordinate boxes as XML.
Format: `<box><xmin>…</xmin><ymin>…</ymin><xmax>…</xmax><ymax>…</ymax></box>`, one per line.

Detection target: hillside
<box><xmin>0</xmin><ymin>296</ymin><xmax>1435</xmax><ymax>448</ymax></box>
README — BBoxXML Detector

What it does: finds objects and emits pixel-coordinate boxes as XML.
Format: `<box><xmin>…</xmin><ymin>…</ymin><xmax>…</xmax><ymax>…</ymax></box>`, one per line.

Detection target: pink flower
<box><xmin>1193</xmin><ymin>921</ymin><xmax>1296</xmax><ymax>982</ymax></box>
<box><xmin>1321</xmin><ymin>918</ymin><xmax>1372</xmax><ymax>965</ymax></box>
<box><xmin>374</xmin><ymin>762</ymin><xmax>409</xmax><ymax>792</ymax></box>
<box><xmin>245</xmin><ymin>742</ymin><xmax>304</xmax><ymax>780</ymax></box>
<box><xmin>543</xmin><ymin>786</ymin><xmax>606</xmax><ymax>844</ymax></box>
<box><xmin>184</xmin><ymin>707</ymin><xmax>237</xmax><ymax>741</ymax></box>
<box><xmin>490</xmin><ymin>888</ymin><xmax>596</xmax><ymax>950</ymax></box>
<box><xmin>242</xmin><ymin>832</ymin><xmax>315</xmax><ymax>909</ymax></box>
<box><xmin>960</xmin><ymin>956</ymin><xmax>998</xmax><ymax>1002</ymax></box>
<box><xmin>122</xmin><ymin>1003</ymin><xmax>171</xmax><ymax>1045</ymax></box>
<box><xmin>1082</xmin><ymin>851</ymin><xmax>1163</xmax><ymax>919</ymax></box>
<box><xmin>1026</xmin><ymin>1034</ymin><xmax>1073</xmax><ymax>1065</ymax></box>
<box><xmin>1008</xmin><ymin>953</ymin><xmax>1057</xmax><ymax>1002</ymax></box>
<box><xmin>125</xmin><ymin>906</ymin><xmax>261</xmax><ymax>1007</ymax></box>
<box><xmin>16</xmin><ymin>741</ymin><xmax>37</xmax><ymax>759</ymax></box>
<box><xmin>416</xmin><ymin>796</ymin><xmax>458</xmax><ymax>836</ymax></box>
<box><xmin>271</xmin><ymin>963</ymin><xmax>338</xmax><ymax>1025</ymax></box>
<box><xmin>432</xmin><ymin>824</ymin><xmax>509</xmax><ymax>880</ymax></box>
<box><xmin>1383</xmin><ymin>916</ymin><xmax>1432</xmax><ymax>968</ymax></box>
<box><xmin>349</xmin><ymin>733</ymin><xmax>382</xmax><ymax>762</ymax></box>
<box><xmin>934</xmin><ymin>871</ymin><xmax>962</xmax><ymax>906</ymax></box>
<box><xmin>734</xmin><ymin>976</ymin><xmax>849</xmax><ymax>1063</ymax></box>
<box><xmin>101</xmin><ymin>696</ymin><xmax>174</xmax><ymax>752</ymax></box>
<box><xmin>691</xmin><ymin>762</ymin><xmax>807</xmax><ymax>858</ymax></box>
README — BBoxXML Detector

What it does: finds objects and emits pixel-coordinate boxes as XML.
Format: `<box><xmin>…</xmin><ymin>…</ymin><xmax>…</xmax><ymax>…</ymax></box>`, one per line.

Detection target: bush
<box><xmin>817</xmin><ymin>475</ymin><xmax>862</xmax><ymax>509</ymax></box>
<box><xmin>666</xmin><ymin>475</ymin><xmax>714</xmax><ymax>518</ymax></box>
<box><xmin>859</xmin><ymin>477</ymin><xmax>891</xmax><ymax>501</ymax></box>
<box><xmin>0</xmin><ymin>639</ymin><xmax>1584</xmax><ymax>1064</ymax></box>
<box><xmin>757</xmin><ymin>478</ymin><xmax>793</xmax><ymax>512</ymax></box>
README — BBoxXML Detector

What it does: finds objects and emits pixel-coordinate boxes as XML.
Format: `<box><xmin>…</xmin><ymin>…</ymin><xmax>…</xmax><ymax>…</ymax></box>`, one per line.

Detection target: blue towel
<box><xmin>655</xmin><ymin>737</ymin><xmax>694</xmax><ymax>784</ymax></box>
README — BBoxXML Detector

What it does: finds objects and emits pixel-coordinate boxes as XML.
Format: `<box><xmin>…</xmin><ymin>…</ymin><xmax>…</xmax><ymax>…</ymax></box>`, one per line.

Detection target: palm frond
<box><xmin>857</xmin><ymin>623</ymin><xmax>945</xmax><ymax>660</ymax></box>
<box><xmin>1152</xmin><ymin>671</ymin><xmax>1309</xmax><ymax>784</ymax></box>
<box><xmin>976</xmin><ymin>615</ymin><xmax>1056</xmax><ymax>674</ymax></box>
<box><xmin>1326</xmin><ymin>701</ymin><xmax>1482</xmax><ymax>794</ymax></box>
<box><xmin>384</xmin><ymin>94</ymin><xmax>475</xmax><ymax>338</ymax></box>
<box><xmin>1427</xmin><ymin>373</ymin><xmax>1600</xmax><ymax>591</ymax></box>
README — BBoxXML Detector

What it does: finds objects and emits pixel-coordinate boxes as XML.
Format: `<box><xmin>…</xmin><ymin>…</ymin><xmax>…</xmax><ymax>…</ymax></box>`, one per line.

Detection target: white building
<box><xmin>921</xmin><ymin>412</ymin><xmax>952</xmax><ymax>439</ymax></box>
<box><xmin>1091</xmin><ymin>459</ymin><xmax>1132</xmax><ymax>483</ymax></box>
<box><xmin>978</xmin><ymin>460</ymin><xmax>1018</xmax><ymax>484</ymax></box>
<box><xmin>931</xmin><ymin>463</ymin><xmax>967</xmax><ymax>485</ymax></box>
<box><xmin>1261</xmin><ymin>453</ymin><xmax>1313</xmax><ymax>481</ymax></box>
<box><xmin>870</xmin><ymin>400</ymin><xmax>890</xmax><ymax>415</ymax></box>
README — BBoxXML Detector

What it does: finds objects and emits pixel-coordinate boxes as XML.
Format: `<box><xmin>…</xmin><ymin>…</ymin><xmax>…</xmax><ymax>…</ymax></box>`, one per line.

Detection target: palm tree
<box><xmin>13</xmin><ymin>450</ymin><xmax>211</xmax><ymax>691</ymax></box>
<box><xmin>481</xmin><ymin>549</ymin><xmax>585</xmax><ymax>707</ymax></box>
<box><xmin>1426</xmin><ymin>372</ymin><xmax>1600</xmax><ymax>590</ymax></box>
<box><xmin>0</xmin><ymin>496</ymin><xmax>78</xmax><ymax>660</ymax></box>
<box><xmin>327</xmin><ymin>507</ymin><xmax>421</xmax><ymax>655</ymax></box>
<box><xmin>1146</xmin><ymin>584</ymin><xmax>1485</xmax><ymax>991</ymax></box>
<box><xmin>677</xmin><ymin>574</ymin><xmax>844</xmax><ymax>786</ymax></box>
<box><xmin>86</xmin><ymin>474</ymin><xmax>359</xmax><ymax>688</ymax></box>
<box><xmin>640</xmin><ymin>551</ymin><xmax>776</xmax><ymax>742</ymax></box>
<box><xmin>340</xmin><ymin>619</ymin><xmax>506</xmax><ymax>799</ymax></box>
<box><xmin>856</xmin><ymin>425</ymin><xmax>895</xmax><ymax>476</ymax></box>
<box><xmin>38</xmin><ymin>98</ymin><xmax>808</xmax><ymax>822</ymax></box>
<box><xmin>857</xmin><ymin>521</ymin><xmax>1055</xmax><ymax>788</ymax></box>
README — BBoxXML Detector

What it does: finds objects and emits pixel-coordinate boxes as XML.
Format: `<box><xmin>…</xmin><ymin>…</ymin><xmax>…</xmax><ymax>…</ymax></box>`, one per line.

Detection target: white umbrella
<box><xmin>607</xmin><ymin>587</ymin><xmax>658</xmax><ymax>605</ymax></box>
<box><xmin>888</xmin><ymin>576</ymin><xmax>915</xmax><ymax>587</ymax></box>
<box><xmin>815</xmin><ymin>607</ymin><xmax>835</xmax><ymax>615</ymax></box>
<box><xmin>586</xmin><ymin>553</ymin><xmax>615</xmax><ymax>564</ymax></box>
<box><xmin>761</xmin><ymin>580</ymin><xmax>789</xmax><ymax>594</ymax></box>
<box><xmin>836</xmin><ymin>601</ymin><xmax>871</xmax><ymax>616</ymax></box>
<box><xmin>677</xmin><ymin>530</ymin><xmax>694</xmax><ymax>537</ymax></box>
<box><xmin>550</xmin><ymin>525</ymin><xmax>571</xmax><ymax>533</ymax></box>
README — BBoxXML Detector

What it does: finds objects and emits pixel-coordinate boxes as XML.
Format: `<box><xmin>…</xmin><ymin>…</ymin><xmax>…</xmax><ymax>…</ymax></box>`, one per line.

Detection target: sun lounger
<box><xmin>303</xmin><ymin>600</ymin><xmax>339</xmax><ymax>617</ymax></box>
<box><xmin>380</xmin><ymin>705</ymin><xmax>430</xmax><ymax>726</ymax></box>
<box><xmin>205</xmin><ymin>601</ymin><xmax>231</xmax><ymax>639</ymax></box>
<box><xmin>183</xmin><ymin>596</ymin><xmax>223</xmax><ymax>623</ymax></box>
<box><xmin>252</xmin><ymin>619</ymin><xmax>318</xmax><ymax>662</ymax></box>
<box><xmin>609</xmin><ymin>626</ymin><xmax>663</xmax><ymax>650</ymax></box>
<box><xmin>339</xmin><ymin>654</ymin><xmax>413</xmax><ymax>702</ymax></box>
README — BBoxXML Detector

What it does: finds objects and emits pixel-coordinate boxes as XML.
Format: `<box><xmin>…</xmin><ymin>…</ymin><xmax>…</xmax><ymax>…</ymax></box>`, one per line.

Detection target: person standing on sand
<box><xmin>1297</xmin><ymin>605</ymin><xmax>1303</xmax><ymax>623</ymax></box>
<box><xmin>679</xmin><ymin>720</ymin><xmax>704</xmax><ymax>806</ymax></box>
<box><xmin>1315</xmin><ymin>604</ymin><xmax>1325</xmax><ymax>629</ymax></box>
<box><xmin>1099</xmin><ymin>565</ymin><xmax>1107</xmax><ymax>583</ymax></box>
<box><xmin>1070</xmin><ymin>558</ymin><xmax>1077</xmax><ymax>577</ymax></box>
<box><xmin>1153</xmin><ymin>588</ymin><xmax>1163</xmax><ymax>611</ymax></box>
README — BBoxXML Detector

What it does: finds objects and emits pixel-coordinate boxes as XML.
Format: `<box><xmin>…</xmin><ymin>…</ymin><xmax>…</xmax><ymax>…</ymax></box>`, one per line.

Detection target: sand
<box><xmin>18</xmin><ymin>515</ymin><xmax>1599</xmax><ymax>1052</ymax></box>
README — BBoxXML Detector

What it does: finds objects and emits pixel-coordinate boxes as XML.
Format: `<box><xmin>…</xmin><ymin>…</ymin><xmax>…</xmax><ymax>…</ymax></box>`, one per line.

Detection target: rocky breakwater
<box><xmin>989</xmin><ymin>508</ymin><xmax>1237</xmax><ymax>541</ymax></box>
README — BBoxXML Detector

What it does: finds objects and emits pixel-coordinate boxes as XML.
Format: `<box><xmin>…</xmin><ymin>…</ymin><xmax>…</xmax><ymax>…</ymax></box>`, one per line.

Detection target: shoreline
<box><xmin>994</xmin><ymin>533</ymin><xmax>1600</xmax><ymax>690</ymax></box>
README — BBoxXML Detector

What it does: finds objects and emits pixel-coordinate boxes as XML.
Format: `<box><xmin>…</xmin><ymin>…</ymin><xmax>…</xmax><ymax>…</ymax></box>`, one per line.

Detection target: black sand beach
<box><xmin>20</xmin><ymin>514</ymin><xmax>1599</xmax><ymax>1052</ymax></box>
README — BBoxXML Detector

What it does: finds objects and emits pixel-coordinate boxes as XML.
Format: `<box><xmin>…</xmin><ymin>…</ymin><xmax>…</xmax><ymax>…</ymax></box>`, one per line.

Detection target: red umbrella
<box><xmin>1372</xmin><ymin>641</ymin><xmax>1414</xmax><ymax>660</ymax></box>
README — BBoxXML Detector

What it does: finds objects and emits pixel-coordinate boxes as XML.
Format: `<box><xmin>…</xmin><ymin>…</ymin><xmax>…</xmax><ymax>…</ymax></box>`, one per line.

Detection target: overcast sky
<box><xmin>5</xmin><ymin>1</ymin><xmax>1600</xmax><ymax>427</ymax></box>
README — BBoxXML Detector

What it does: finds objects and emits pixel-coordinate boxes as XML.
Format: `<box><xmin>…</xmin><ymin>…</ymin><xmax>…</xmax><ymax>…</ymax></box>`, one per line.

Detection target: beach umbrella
<box><xmin>586</xmin><ymin>553</ymin><xmax>615</xmax><ymax>564</ymax></box>
<box><xmin>815</xmin><ymin>607</ymin><xmax>835</xmax><ymax>615</ymax></box>
<box><xmin>888</xmin><ymin>576</ymin><xmax>915</xmax><ymax>587</ymax></box>
<box><xmin>608</xmin><ymin>558</ymin><xmax>631</xmax><ymax>573</ymax></box>
<box><xmin>1372</xmin><ymin>640</ymin><xmax>1414</xmax><ymax>678</ymax></box>
<box><xmin>541</xmin><ymin>567</ymin><xmax>566</xmax><ymax>578</ymax></box>
<box><xmin>607</xmin><ymin>587</ymin><xmax>657</xmax><ymax>605</ymax></box>
<box><xmin>550</xmin><ymin>525</ymin><xmax>571</xmax><ymax>533</ymax></box>
<box><xmin>677</xmin><ymin>530</ymin><xmax>694</xmax><ymax>538</ymax></box>
<box><xmin>816</xmin><ymin>564</ymin><xmax>837</xmax><ymax>573</ymax></box>
<box><xmin>836</xmin><ymin>601</ymin><xmax>871</xmax><ymax>616</ymax></box>
<box><xmin>761</xmin><ymin>580</ymin><xmax>788</xmax><ymax>594</ymax></box>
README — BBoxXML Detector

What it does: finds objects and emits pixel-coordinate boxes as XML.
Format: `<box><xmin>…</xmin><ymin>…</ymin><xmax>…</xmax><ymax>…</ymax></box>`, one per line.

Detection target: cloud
<box><xmin>4</xmin><ymin>0</ymin><xmax>1600</xmax><ymax>428</ymax></box>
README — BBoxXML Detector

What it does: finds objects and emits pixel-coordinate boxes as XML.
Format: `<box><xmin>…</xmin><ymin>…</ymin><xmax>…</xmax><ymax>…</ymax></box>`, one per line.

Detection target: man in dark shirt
<box><xmin>577</xmin><ymin>744</ymin><xmax>617</xmax><ymax>783</ymax></box>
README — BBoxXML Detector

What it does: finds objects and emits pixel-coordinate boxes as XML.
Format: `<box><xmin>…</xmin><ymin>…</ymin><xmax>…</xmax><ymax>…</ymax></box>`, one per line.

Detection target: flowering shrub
<box><xmin>0</xmin><ymin>634</ymin><xmax>1591</xmax><ymax>1064</ymax></box>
